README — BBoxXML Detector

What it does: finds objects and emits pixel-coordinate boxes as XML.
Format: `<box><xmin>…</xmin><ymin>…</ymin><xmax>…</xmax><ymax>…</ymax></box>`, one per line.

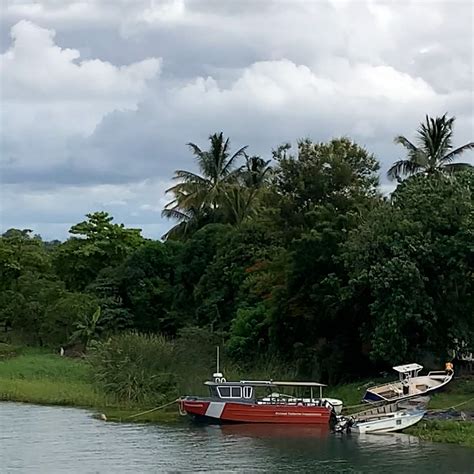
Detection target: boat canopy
<box><xmin>243</xmin><ymin>380</ymin><xmax>326</xmax><ymax>387</ymax></box>
<box><xmin>204</xmin><ymin>380</ymin><xmax>326</xmax><ymax>387</ymax></box>
<box><xmin>392</xmin><ymin>363</ymin><xmax>423</xmax><ymax>374</ymax></box>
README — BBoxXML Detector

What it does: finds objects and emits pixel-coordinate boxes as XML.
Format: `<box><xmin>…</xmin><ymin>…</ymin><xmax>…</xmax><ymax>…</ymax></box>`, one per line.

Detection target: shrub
<box><xmin>90</xmin><ymin>332</ymin><xmax>178</xmax><ymax>405</ymax></box>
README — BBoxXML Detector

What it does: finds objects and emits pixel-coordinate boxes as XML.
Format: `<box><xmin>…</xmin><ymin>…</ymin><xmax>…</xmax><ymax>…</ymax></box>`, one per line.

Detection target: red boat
<box><xmin>180</xmin><ymin>372</ymin><xmax>341</xmax><ymax>425</ymax></box>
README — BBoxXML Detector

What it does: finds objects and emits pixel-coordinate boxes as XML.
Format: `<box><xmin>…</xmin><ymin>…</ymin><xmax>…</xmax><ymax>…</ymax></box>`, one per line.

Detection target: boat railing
<box><xmin>257</xmin><ymin>396</ymin><xmax>331</xmax><ymax>408</ymax></box>
<box><xmin>427</xmin><ymin>370</ymin><xmax>448</xmax><ymax>377</ymax></box>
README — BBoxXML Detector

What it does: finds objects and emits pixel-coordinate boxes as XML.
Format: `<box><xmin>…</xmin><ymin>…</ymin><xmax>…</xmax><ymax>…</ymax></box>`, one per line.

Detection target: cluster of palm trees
<box><xmin>162</xmin><ymin>132</ymin><xmax>271</xmax><ymax>238</ymax></box>
<box><xmin>163</xmin><ymin>114</ymin><xmax>473</xmax><ymax>239</ymax></box>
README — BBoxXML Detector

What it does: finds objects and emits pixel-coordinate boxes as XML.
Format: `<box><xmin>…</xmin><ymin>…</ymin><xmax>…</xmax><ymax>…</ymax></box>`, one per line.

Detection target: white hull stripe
<box><xmin>205</xmin><ymin>402</ymin><xmax>225</xmax><ymax>419</ymax></box>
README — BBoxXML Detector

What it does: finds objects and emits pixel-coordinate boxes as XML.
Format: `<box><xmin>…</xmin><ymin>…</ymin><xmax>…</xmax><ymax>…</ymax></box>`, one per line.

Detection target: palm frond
<box><xmin>173</xmin><ymin>170</ymin><xmax>209</xmax><ymax>185</ymax></box>
<box><xmin>187</xmin><ymin>142</ymin><xmax>203</xmax><ymax>157</ymax></box>
<box><xmin>223</xmin><ymin>145</ymin><xmax>248</xmax><ymax>174</ymax></box>
<box><xmin>440</xmin><ymin>142</ymin><xmax>474</xmax><ymax>164</ymax></box>
<box><xmin>393</xmin><ymin>136</ymin><xmax>418</xmax><ymax>153</ymax></box>
<box><xmin>387</xmin><ymin>159</ymin><xmax>423</xmax><ymax>181</ymax></box>
<box><xmin>161</xmin><ymin>208</ymin><xmax>190</xmax><ymax>221</ymax></box>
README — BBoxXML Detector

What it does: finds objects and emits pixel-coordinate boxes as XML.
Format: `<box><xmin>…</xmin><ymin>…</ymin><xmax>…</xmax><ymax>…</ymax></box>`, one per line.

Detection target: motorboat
<box><xmin>362</xmin><ymin>363</ymin><xmax>453</xmax><ymax>403</ymax></box>
<box><xmin>351</xmin><ymin>409</ymin><xmax>426</xmax><ymax>434</ymax></box>
<box><xmin>335</xmin><ymin>401</ymin><xmax>426</xmax><ymax>434</ymax></box>
<box><xmin>180</xmin><ymin>372</ymin><xmax>343</xmax><ymax>424</ymax></box>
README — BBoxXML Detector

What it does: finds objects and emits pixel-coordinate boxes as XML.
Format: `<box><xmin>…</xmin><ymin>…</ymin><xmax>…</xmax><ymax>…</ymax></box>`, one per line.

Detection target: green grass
<box><xmin>427</xmin><ymin>377</ymin><xmax>474</xmax><ymax>411</ymax></box>
<box><xmin>406</xmin><ymin>420</ymin><xmax>474</xmax><ymax>448</ymax></box>
<box><xmin>0</xmin><ymin>347</ymin><xmax>181</xmax><ymax>423</ymax></box>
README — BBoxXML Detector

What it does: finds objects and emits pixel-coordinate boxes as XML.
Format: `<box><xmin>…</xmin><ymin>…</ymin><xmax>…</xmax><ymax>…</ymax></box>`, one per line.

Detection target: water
<box><xmin>0</xmin><ymin>403</ymin><xmax>473</xmax><ymax>473</ymax></box>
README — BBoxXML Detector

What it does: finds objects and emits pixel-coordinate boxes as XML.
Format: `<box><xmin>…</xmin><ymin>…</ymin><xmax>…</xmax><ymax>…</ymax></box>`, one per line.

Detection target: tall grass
<box><xmin>90</xmin><ymin>329</ymin><xmax>300</xmax><ymax>402</ymax></box>
<box><xmin>90</xmin><ymin>332</ymin><xmax>179</xmax><ymax>405</ymax></box>
<box><xmin>0</xmin><ymin>347</ymin><xmax>108</xmax><ymax>407</ymax></box>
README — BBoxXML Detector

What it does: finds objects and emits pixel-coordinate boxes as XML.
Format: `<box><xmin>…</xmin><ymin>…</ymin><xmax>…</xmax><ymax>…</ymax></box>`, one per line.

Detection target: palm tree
<box><xmin>162</xmin><ymin>133</ymin><xmax>247</xmax><ymax>238</ymax></box>
<box><xmin>70</xmin><ymin>307</ymin><xmax>102</xmax><ymax>351</ymax></box>
<box><xmin>387</xmin><ymin>114</ymin><xmax>473</xmax><ymax>181</ymax></box>
<box><xmin>224</xmin><ymin>155</ymin><xmax>272</xmax><ymax>225</ymax></box>
<box><xmin>241</xmin><ymin>155</ymin><xmax>272</xmax><ymax>188</ymax></box>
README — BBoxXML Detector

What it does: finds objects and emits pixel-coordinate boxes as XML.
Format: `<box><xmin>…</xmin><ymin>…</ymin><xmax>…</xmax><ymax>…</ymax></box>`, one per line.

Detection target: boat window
<box><xmin>217</xmin><ymin>386</ymin><xmax>231</xmax><ymax>398</ymax></box>
<box><xmin>243</xmin><ymin>386</ymin><xmax>252</xmax><ymax>399</ymax></box>
<box><xmin>231</xmin><ymin>387</ymin><xmax>242</xmax><ymax>398</ymax></box>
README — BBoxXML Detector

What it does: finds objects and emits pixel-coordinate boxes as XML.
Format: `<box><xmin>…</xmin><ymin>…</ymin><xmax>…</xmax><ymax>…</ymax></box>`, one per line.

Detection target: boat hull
<box><xmin>182</xmin><ymin>399</ymin><xmax>333</xmax><ymax>424</ymax></box>
<box><xmin>352</xmin><ymin>410</ymin><xmax>425</xmax><ymax>434</ymax></box>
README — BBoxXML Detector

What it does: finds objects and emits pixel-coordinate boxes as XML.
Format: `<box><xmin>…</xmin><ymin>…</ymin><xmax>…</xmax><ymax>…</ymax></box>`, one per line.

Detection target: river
<box><xmin>0</xmin><ymin>402</ymin><xmax>473</xmax><ymax>473</ymax></box>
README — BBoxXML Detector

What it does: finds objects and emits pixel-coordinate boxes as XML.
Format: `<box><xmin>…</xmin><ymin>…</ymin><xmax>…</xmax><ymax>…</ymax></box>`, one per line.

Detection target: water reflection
<box><xmin>220</xmin><ymin>423</ymin><xmax>330</xmax><ymax>439</ymax></box>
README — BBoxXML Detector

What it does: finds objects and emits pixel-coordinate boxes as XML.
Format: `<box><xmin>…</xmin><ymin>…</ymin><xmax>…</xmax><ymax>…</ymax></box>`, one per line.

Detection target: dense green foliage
<box><xmin>1</xmin><ymin>115</ymin><xmax>473</xmax><ymax>394</ymax></box>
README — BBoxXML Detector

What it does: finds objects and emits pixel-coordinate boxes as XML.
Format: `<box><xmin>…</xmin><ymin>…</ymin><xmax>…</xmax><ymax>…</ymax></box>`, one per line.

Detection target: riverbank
<box><xmin>1</xmin><ymin>346</ymin><xmax>473</xmax><ymax>446</ymax></box>
<box><xmin>0</xmin><ymin>346</ymin><xmax>179</xmax><ymax>423</ymax></box>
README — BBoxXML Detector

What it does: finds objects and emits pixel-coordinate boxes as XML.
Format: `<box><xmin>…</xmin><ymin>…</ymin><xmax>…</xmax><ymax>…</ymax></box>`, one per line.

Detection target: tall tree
<box><xmin>162</xmin><ymin>132</ymin><xmax>247</xmax><ymax>238</ymax></box>
<box><xmin>271</xmin><ymin>138</ymin><xmax>380</xmax><ymax>236</ymax></box>
<box><xmin>53</xmin><ymin>212</ymin><xmax>144</xmax><ymax>290</ymax></box>
<box><xmin>387</xmin><ymin>114</ymin><xmax>474</xmax><ymax>181</ymax></box>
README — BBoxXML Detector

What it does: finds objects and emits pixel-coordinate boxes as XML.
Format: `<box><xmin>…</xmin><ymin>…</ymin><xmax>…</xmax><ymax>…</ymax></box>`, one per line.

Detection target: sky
<box><xmin>1</xmin><ymin>0</ymin><xmax>473</xmax><ymax>240</ymax></box>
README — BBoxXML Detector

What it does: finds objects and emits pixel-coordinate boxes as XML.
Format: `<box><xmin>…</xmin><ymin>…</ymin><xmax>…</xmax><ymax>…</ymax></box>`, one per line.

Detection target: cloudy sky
<box><xmin>1</xmin><ymin>0</ymin><xmax>473</xmax><ymax>240</ymax></box>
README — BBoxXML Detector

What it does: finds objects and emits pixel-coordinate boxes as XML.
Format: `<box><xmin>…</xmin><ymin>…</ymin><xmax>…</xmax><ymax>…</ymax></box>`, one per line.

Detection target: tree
<box><xmin>387</xmin><ymin>114</ymin><xmax>474</xmax><ymax>181</ymax></box>
<box><xmin>163</xmin><ymin>132</ymin><xmax>248</xmax><ymax>237</ymax></box>
<box><xmin>270</xmin><ymin>138</ymin><xmax>380</xmax><ymax>241</ymax></box>
<box><xmin>53</xmin><ymin>212</ymin><xmax>144</xmax><ymax>290</ymax></box>
<box><xmin>0</xmin><ymin>229</ymin><xmax>51</xmax><ymax>290</ymax></box>
<box><xmin>344</xmin><ymin>170</ymin><xmax>474</xmax><ymax>363</ymax></box>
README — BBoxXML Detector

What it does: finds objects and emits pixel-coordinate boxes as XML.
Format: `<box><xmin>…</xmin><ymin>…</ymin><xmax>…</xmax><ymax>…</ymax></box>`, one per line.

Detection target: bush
<box><xmin>90</xmin><ymin>332</ymin><xmax>178</xmax><ymax>405</ymax></box>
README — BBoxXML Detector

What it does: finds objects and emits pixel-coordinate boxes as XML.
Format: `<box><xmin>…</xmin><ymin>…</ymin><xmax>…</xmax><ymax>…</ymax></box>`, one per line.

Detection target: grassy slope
<box><xmin>405</xmin><ymin>377</ymin><xmax>474</xmax><ymax>447</ymax></box>
<box><xmin>0</xmin><ymin>347</ymin><xmax>179</xmax><ymax>423</ymax></box>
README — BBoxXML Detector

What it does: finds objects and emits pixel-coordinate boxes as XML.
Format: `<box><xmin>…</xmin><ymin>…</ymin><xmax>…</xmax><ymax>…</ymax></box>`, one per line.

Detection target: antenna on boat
<box><xmin>213</xmin><ymin>346</ymin><xmax>224</xmax><ymax>383</ymax></box>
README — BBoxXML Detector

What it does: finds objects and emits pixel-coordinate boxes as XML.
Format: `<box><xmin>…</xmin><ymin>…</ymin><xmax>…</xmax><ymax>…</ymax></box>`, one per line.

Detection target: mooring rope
<box><xmin>428</xmin><ymin>397</ymin><xmax>474</xmax><ymax>413</ymax></box>
<box><xmin>126</xmin><ymin>398</ymin><xmax>180</xmax><ymax>419</ymax></box>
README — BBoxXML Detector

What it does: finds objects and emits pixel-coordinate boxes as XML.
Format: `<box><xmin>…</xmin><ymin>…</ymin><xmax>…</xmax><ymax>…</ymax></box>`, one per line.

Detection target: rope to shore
<box><xmin>428</xmin><ymin>397</ymin><xmax>474</xmax><ymax>413</ymax></box>
<box><xmin>126</xmin><ymin>398</ymin><xmax>180</xmax><ymax>419</ymax></box>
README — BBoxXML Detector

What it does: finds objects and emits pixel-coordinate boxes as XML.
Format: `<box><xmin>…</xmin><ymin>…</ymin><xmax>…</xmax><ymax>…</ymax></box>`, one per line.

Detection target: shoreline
<box><xmin>1</xmin><ymin>348</ymin><xmax>473</xmax><ymax>446</ymax></box>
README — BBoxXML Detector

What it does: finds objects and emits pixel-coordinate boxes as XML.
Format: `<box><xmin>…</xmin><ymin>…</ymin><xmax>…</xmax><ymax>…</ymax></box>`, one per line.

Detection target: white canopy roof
<box><xmin>393</xmin><ymin>363</ymin><xmax>423</xmax><ymax>373</ymax></box>
<box><xmin>240</xmin><ymin>380</ymin><xmax>327</xmax><ymax>387</ymax></box>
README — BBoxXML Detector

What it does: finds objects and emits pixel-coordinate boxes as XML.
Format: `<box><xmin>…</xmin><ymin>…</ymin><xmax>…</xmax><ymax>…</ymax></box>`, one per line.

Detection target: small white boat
<box><xmin>363</xmin><ymin>363</ymin><xmax>453</xmax><ymax>403</ymax></box>
<box><xmin>351</xmin><ymin>408</ymin><xmax>426</xmax><ymax>434</ymax></box>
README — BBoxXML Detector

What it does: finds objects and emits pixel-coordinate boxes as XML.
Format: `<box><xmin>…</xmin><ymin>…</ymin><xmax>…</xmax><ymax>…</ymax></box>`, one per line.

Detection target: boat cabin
<box><xmin>203</xmin><ymin>372</ymin><xmax>328</xmax><ymax>405</ymax></box>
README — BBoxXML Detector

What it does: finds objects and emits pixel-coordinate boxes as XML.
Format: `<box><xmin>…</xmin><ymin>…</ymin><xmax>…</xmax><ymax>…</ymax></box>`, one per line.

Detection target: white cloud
<box><xmin>1</xmin><ymin>20</ymin><xmax>161</xmax><ymax>175</ymax></box>
<box><xmin>1</xmin><ymin>20</ymin><xmax>161</xmax><ymax>130</ymax></box>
